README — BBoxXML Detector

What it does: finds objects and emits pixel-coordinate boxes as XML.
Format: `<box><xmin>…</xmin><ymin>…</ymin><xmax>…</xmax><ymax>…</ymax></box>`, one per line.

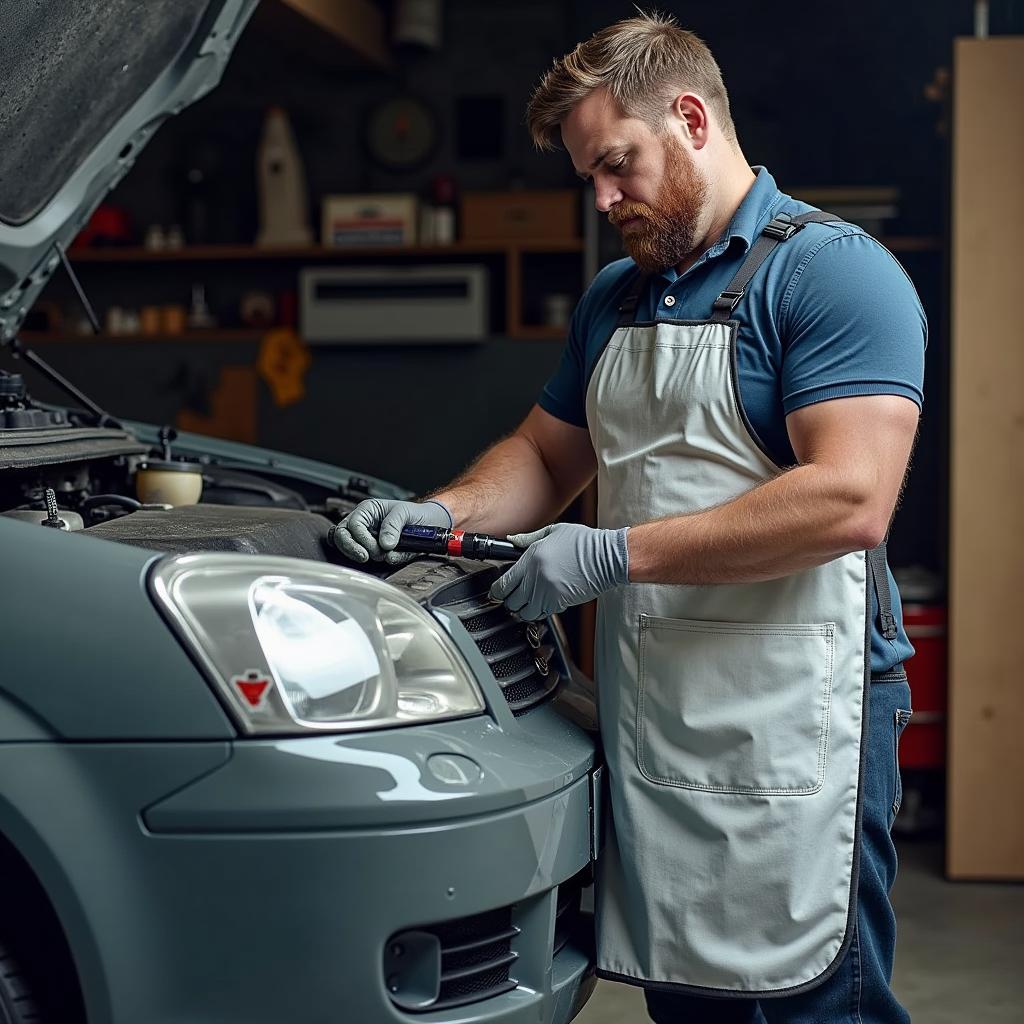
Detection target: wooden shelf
<box><xmin>66</xmin><ymin>239</ymin><xmax>584</xmax><ymax>263</ymax></box>
<box><xmin>56</xmin><ymin>240</ymin><xmax>587</xmax><ymax>341</ymax></box>
<box><xmin>64</xmin><ymin>236</ymin><xmax>935</xmax><ymax>262</ymax></box>
<box><xmin>20</xmin><ymin>328</ymin><xmax>574</xmax><ymax>344</ymax></box>
<box><xmin>20</xmin><ymin>330</ymin><xmax>265</xmax><ymax>344</ymax></box>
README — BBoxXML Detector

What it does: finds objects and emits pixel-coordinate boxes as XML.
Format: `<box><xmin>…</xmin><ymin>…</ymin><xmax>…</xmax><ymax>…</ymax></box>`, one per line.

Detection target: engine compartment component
<box><xmin>1</xmin><ymin>507</ymin><xmax>84</xmax><ymax>530</ymax></box>
<box><xmin>199</xmin><ymin>465</ymin><xmax>306</xmax><ymax>509</ymax></box>
<box><xmin>134</xmin><ymin>426</ymin><xmax>205</xmax><ymax>506</ymax></box>
<box><xmin>0</xmin><ymin>370</ymin><xmax>146</xmax><ymax>469</ymax></box>
<box><xmin>135</xmin><ymin>460</ymin><xmax>204</xmax><ymax>506</ymax></box>
<box><xmin>0</xmin><ymin>373</ymin><xmax>69</xmax><ymax>429</ymax></box>
<box><xmin>87</xmin><ymin>504</ymin><xmax>337</xmax><ymax>561</ymax></box>
<box><xmin>0</xmin><ymin>424</ymin><xmax>146</xmax><ymax>470</ymax></box>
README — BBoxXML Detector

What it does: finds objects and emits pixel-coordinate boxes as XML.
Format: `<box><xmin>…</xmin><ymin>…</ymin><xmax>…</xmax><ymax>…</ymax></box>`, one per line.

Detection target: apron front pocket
<box><xmin>636</xmin><ymin>615</ymin><xmax>836</xmax><ymax>795</ymax></box>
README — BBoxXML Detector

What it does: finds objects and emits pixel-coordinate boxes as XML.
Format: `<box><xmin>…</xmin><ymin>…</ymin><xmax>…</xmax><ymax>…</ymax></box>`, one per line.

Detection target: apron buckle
<box><xmin>762</xmin><ymin>217</ymin><xmax>804</xmax><ymax>241</ymax></box>
<box><xmin>712</xmin><ymin>289</ymin><xmax>744</xmax><ymax>314</ymax></box>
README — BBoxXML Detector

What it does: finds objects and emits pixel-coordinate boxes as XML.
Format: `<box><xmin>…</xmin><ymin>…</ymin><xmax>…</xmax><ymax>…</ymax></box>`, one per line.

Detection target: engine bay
<box><xmin>0</xmin><ymin>370</ymin><xmax>384</xmax><ymax>567</ymax></box>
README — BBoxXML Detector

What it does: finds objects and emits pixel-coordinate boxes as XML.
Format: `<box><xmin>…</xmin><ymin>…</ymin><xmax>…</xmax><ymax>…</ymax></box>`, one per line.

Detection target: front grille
<box><xmin>436</xmin><ymin>589</ymin><xmax>561</xmax><ymax>715</ymax></box>
<box><xmin>388</xmin><ymin>906</ymin><xmax>520</xmax><ymax>1013</ymax></box>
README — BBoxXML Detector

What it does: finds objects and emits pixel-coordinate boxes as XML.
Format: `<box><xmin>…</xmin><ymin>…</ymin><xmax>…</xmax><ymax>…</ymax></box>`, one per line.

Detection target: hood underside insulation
<box><xmin>0</xmin><ymin>0</ymin><xmax>211</xmax><ymax>226</ymax></box>
<box><xmin>0</xmin><ymin>426</ymin><xmax>147</xmax><ymax>469</ymax></box>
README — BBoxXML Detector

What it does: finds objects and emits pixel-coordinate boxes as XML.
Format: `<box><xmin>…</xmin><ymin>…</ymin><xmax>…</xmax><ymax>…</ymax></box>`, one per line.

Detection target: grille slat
<box><xmin>477</xmin><ymin>622</ymin><xmax>534</xmax><ymax>660</ymax></box>
<box><xmin>501</xmin><ymin>676</ymin><xmax>546</xmax><ymax>706</ymax></box>
<box><xmin>429</xmin><ymin>906</ymin><xmax>512</xmax><ymax>945</ymax></box>
<box><xmin>490</xmin><ymin>646</ymin><xmax>538</xmax><ymax>680</ymax></box>
<box><xmin>432</xmin><ymin>975</ymin><xmax>517</xmax><ymax>1012</ymax></box>
<box><xmin>441</xmin><ymin>950</ymin><xmax>518</xmax><ymax>983</ymax></box>
<box><xmin>443</xmin><ymin>595</ymin><xmax>497</xmax><ymax>619</ymax></box>
<box><xmin>443</xmin><ymin>925</ymin><xmax>520</xmax><ymax>956</ymax></box>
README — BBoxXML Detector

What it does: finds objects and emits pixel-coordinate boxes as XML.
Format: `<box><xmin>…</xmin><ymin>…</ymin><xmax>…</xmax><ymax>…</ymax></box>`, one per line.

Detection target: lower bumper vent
<box><xmin>554</xmin><ymin>872</ymin><xmax>586</xmax><ymax>958</ymax></box>
<box><xmin>384</xmin><ymin>906</ymin><xmax>519</xmax><ymax>1013</ymax></box>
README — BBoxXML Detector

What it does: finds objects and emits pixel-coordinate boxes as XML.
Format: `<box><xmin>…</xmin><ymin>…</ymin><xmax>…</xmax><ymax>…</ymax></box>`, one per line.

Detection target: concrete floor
<box><xmin>576</xmin><ymin>841</ymin><xmax>1024</xmax><ymax>1023</ymax></box>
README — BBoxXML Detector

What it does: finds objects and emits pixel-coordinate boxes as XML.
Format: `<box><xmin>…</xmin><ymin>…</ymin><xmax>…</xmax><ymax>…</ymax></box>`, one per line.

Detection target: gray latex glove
<box><xmin>488</xmin><ymin>523</ymin><xmax>630</xmax><ymax>621</ymax></box>
<box><xmin>332</xmin><ymin>498</ymin><xmax>452</xmax><ymax>566</ymax></box>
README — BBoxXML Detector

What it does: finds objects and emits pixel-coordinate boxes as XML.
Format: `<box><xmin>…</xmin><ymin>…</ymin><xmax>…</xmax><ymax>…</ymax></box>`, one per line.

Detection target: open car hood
<box><xmin>0</xmin><ymin>0</ymin><xmax>258</xmax><ymax>345</ymax></box>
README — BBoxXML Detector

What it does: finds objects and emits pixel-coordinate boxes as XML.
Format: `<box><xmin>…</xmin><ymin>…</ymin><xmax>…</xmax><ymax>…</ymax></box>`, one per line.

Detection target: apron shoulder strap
<box><xmin>617</xmin><ymin>270</ymin><xmax>651</xmax><ymax>327</ymax></box>
<box><xmin>710</xmin><ymin>210</ymin><xmax>844</xmax><ymax>322</ymax></box>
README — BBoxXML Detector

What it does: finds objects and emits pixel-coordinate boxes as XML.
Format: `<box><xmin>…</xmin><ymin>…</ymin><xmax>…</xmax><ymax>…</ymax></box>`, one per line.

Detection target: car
<box><xmin>0</xmin><ymin>2</ymin><xmax>600</xmax><ymax>1022</ymax></box>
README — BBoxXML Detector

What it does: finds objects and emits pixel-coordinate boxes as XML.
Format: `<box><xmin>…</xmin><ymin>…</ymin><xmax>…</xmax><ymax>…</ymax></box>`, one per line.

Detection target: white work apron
<box><xmin>587</xmin><ymin>212</ymin><xmax>886</xmax><ymax>997</ymax></box>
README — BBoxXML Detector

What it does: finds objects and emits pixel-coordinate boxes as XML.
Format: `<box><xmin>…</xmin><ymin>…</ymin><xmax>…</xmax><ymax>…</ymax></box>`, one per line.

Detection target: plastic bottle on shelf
<box><xmin>431</xmin><ymin>174</ymin><xmax>457</xmax><ymax>244</ymax></box>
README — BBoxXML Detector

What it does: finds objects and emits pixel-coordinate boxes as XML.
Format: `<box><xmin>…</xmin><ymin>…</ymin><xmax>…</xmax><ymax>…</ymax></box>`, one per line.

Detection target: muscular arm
<box><xmin>626</xmin><ymin>395</ymin><xmax>920</xmax><ymax>584</ymax></box>
<box><xmin>428</xmin><ymin>404</ymin><xmax>596</xmax><ymax>535</ymax></box>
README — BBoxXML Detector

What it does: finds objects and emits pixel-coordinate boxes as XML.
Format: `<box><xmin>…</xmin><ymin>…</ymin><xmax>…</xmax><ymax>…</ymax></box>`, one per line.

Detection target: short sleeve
<box><xmin>779</xmin><ymin>232</ymin><xmax>927</xmax><ymax>415</ymax></box>
<box><xmin>537</xmin><ymin>301</ymin><xmax>589</xmax><ymax>428</ymax></box>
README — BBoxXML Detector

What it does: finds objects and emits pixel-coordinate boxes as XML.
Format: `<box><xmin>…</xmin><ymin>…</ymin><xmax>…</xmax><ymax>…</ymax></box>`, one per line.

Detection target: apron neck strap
<box><xmin>710</xmin><ymin>210</ymin><xmax>843</xmax><ymax>322</ymax></box>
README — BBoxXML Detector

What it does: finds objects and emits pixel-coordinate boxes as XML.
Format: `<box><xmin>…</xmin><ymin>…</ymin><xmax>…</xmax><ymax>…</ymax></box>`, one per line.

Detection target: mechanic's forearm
<box><xmin>426</xmin><ymin>434</ymin><xmax>566</xmax><ymax>535</ymax></box>
<box><xmin>627</xmin><ymin>462</ymin><xmax>886</xmax><ymax>585</ymax></box>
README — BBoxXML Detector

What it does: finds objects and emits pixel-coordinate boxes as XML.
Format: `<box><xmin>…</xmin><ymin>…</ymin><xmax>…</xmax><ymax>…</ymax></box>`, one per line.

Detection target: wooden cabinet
<box><xmin>947</xmin><ymin>36</ymin><xmax>1024</xmax><ymax>879</ymax></box>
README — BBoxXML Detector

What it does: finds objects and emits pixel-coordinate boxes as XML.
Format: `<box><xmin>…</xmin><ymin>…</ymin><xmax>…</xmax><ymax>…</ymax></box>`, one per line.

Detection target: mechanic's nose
<box><xmin>593</xmin><ymin>178</ymin><xmax>623</xmax><ymax>214</ymax></box>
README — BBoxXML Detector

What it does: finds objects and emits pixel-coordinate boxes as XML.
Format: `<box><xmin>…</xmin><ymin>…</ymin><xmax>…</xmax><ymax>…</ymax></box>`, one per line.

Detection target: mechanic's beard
<box><xmin>610</xmin><ymin>140</ymin><xmax>710</xmax><ymax>273</ymax></box>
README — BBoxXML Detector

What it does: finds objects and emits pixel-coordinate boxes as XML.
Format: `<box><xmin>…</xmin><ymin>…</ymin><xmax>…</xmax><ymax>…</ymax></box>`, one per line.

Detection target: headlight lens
<box><xmin>150</xmin><ymin>554</ymin><xmax>484</xmax><ymax>734</ymax></box>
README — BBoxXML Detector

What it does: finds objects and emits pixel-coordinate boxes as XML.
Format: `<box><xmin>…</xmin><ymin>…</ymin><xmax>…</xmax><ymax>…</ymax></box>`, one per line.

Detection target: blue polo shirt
<box><xmin>539</xmin><ymin>167</ymin><xmax>927</xmax><ymax>676</ymax></box>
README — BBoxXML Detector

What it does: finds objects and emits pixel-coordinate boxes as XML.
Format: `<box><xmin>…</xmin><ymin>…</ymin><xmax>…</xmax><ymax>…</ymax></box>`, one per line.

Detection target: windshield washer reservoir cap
<box><xmin>137</xmin><ymin>458</ymin><xmax>204</xmax><ymax>473</ymax></box>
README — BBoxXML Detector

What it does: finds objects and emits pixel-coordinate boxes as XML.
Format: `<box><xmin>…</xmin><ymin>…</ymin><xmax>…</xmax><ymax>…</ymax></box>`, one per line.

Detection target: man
<box><xmin>334</xmin><ymin>12</ymin><xmax>923</xmax><ymax>1023</ymax></box>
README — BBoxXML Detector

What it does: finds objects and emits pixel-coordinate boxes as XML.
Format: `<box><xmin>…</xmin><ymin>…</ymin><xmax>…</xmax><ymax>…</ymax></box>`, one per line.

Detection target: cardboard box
<box><xmin>460</xmin><ymin>190</ymin><xmax>577</xmax><ymax>241</ymax></box>
<box><xmin>321</xmin><ymin>193</ymin><xmax>417</xmax><ymax>247</ymax></box>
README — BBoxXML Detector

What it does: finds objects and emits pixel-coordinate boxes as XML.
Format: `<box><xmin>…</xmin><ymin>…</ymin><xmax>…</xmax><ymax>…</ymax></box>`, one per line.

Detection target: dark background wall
<box><xmin>17</xmin><ymin>0</ymin><xmax>1023</xmax><ymax>576</ymax></box>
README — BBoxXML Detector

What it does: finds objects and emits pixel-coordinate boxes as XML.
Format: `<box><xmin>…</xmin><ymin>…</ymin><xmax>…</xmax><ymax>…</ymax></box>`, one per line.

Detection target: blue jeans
<box><xmin>644</xmin><ymin>675</ymin><xmax>913</xmax><ymax>1024</ymax></box>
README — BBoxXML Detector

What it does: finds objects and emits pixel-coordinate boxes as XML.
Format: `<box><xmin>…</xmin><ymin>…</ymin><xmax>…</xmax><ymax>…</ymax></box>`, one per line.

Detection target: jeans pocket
<box><xmin>892</xmin><ymin>708</ymin><xmax>913</xmax><ymax>818</ymax></box>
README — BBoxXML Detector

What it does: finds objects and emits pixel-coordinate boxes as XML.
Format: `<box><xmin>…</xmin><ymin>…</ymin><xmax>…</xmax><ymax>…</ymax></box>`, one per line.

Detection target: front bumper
<box><xmin>0</xmin><ymin>709</ymin><xmax>597</xmax><ymax>1024</ymax></box>
<box><xmin>147</xmin><ymin>775</ymin><xmax>595</xmax><ymax>1024</ymax></box>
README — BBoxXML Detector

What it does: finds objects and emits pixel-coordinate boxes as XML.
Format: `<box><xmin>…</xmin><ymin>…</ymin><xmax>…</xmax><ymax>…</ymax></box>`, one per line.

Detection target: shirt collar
<box><xmin>721</xmin><ymin>166</ymin><xmax>784</xmax><ymax>254</ymax></box>
<box><xmin>655</xmin><ymin>166</ymin><xmax>784</xmax><ymax>284</ymax></box>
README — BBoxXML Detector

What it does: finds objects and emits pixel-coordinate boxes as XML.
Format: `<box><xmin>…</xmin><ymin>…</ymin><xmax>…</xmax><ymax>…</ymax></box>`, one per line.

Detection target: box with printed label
<box><xmin>321</xmin><ymin>193</ymin><xmax>418</xmax><ymax>247</ymax></box>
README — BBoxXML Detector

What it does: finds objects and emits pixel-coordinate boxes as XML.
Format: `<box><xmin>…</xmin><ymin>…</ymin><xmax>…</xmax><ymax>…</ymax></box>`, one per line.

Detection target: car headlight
<box><xmin>150</xmin><ymin>553</ymin><xmax>485</xmax><ymax>734</ymax></box>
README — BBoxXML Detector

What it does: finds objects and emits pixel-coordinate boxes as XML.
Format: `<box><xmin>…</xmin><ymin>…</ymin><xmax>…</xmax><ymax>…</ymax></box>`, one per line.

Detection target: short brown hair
<box><xmin>526</xmin><ymin>10</ymin><xmax>736</xmax><ymax>151</ymax></box>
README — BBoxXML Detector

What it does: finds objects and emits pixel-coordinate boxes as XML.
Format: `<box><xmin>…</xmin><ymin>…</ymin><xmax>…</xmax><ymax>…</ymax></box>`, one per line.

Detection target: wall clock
<box><xmin>364</xmin><ymin>95</ymin><xmax>438</xmax><ymax>170</ymax></box>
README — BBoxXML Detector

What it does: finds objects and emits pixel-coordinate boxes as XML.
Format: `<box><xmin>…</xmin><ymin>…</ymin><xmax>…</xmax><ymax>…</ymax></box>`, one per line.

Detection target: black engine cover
<box><xmin>87</xmin><ymin>504</ymin><xmax>335</xmax><ymax>561</ymax></box>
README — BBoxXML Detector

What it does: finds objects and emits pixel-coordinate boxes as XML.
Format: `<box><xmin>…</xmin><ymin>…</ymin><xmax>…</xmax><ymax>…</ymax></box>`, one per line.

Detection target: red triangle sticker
<box><xmin>232</xmin><ymin>671</ymin><xmax>272</xmax><ymax>709</ymax></box>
